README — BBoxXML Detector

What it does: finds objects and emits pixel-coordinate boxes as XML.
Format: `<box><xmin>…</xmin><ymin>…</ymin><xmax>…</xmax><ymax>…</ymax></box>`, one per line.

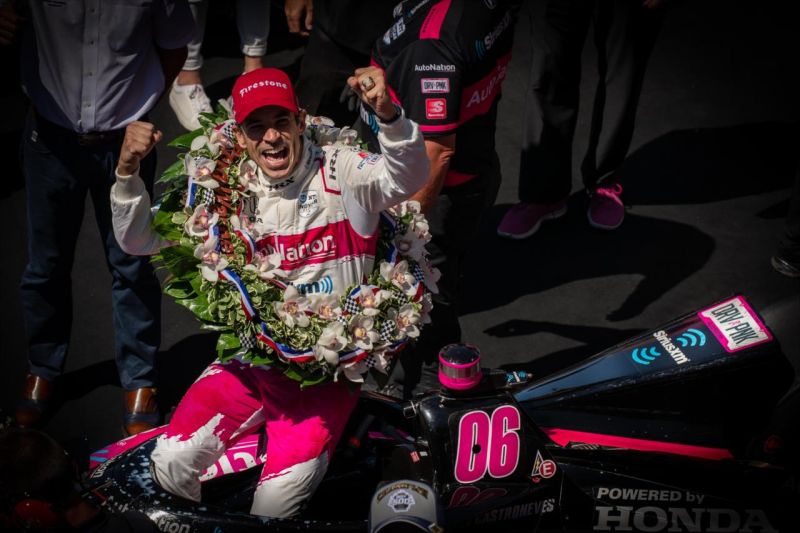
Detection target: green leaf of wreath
<box><xmin>216</xmin><ymin>332</ymin><xmax>241</xmax><ymax>359</ymax></box>
<box><xmin>168</xmin><ymin>129</ymin><xmax>205</xmax><ymax>150</ymax></box>
<box><xmin>157</xmin><ymin>158</ymin><xmax>187</xmax><ymax>186</ymax></box>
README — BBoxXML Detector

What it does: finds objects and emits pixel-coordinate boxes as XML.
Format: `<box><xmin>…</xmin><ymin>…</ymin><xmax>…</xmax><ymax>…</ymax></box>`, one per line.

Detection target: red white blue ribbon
<box><xmin>233</xmin><ymin>228</ymin><xmax>257</xmax><ymax>264</ymax></box>
<box><xmin>185</xmin><ymin>177</ymin><xmax>198</xmax><ymax>209</ymax></box>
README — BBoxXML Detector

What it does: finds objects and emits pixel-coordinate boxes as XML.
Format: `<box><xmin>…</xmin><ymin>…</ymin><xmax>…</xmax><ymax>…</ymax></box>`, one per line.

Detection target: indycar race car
<box><xmin>84</xmin><ymin>294</ymin><xmax>799</xmax><ymax>532</ymax></box>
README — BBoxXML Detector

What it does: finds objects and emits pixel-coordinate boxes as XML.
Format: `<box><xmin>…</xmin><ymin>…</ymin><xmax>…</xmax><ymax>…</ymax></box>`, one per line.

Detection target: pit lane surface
<box><xmin>0</xmin><ymin>1</ymin><xmax>798</xmax><ymax>468</ymax></box>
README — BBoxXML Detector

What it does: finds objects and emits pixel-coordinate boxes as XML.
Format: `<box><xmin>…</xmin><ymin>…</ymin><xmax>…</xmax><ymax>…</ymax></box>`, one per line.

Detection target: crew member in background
<box><xmin>359</xmin><ymin>0</ymin><xmax>521</xmax><ymax>397</ymax></box>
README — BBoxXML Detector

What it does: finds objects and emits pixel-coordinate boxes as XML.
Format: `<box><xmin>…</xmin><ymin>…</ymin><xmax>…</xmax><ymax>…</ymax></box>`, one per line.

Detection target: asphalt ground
<box><xmin>0</xmin><ymin>0</ymin><xmax>799</xmax><ymax>470</ymax></box>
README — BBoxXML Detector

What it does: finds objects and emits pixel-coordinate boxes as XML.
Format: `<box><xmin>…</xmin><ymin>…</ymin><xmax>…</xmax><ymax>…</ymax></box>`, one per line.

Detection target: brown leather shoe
<box><xmin>123</xmin><ymin>387</ymin><xmax>161</xmax><ymax>436</ymax></box>
<box><xmin>15</xmin><ymin>374</ymin><xmax>55</xmax><ymax>427</ymax></box>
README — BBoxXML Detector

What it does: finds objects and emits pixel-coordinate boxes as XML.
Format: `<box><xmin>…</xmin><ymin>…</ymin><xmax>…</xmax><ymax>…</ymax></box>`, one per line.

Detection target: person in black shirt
<box><xmin>285</xmin><ymin>0</ymin><xmax>397</xmax><ymax>126</ymax></box>
<box><xmin>288</xmin><ymin>0</ymin><xmax>397</xmax><ymax>127</ymax></box>
<box><xmin>359</xmin><ymin>0</ymin><xmax>521</xmax><ymax>397</ymax></box>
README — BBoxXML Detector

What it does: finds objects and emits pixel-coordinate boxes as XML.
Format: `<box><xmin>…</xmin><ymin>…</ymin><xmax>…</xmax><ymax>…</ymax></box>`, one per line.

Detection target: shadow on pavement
<box><xmin>464</xmin><ymin>205</ymin><xmax>716</xmax><ymax>321</ymax></box>
<box><xmin>491</xmin><ymin>321</ymin><xmax>644</xmax><ymax>378</ymax></box>
<box><xmin>620</xmin><ymin>122</ymin><xmax>799</xmax><ymax>205</ymax></box>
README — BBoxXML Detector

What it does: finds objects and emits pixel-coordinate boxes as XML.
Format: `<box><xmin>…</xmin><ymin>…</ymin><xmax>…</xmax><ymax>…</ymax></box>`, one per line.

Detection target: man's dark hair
<box><xmin>0</xmin><ymin>428</ymin><xmax>76</xmax><ymax>509</ymax></box>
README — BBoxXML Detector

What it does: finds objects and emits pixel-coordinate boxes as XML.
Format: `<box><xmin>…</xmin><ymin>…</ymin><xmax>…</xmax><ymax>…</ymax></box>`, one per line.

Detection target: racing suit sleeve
<box><xmin>110</xmin><ymin>170</ymin><xmax>165</xmax><ymax>256</ymax></box>
<box><xmin>334</xmin><ymin>111</ymin><xmax>430</xmax><ymax>235</ymax></box>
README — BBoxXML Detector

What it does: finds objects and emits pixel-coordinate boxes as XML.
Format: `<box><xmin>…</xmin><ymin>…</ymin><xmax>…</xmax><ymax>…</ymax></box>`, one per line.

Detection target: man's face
<box><xmin>236</xmin><ymin>106</ymin><xmax>306</xmax><ymax>181</ymax></box>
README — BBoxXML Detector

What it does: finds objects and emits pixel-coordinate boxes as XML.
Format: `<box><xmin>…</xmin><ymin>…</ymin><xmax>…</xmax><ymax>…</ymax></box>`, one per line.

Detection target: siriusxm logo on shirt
<box><xmin>475</xmin><ymin>11</ymin><xmax>512</xmax><ymax>59</ymax></box>
<box><xmin>414</xmin><ymin>63</ymin><xmax>456</xmax><ymax>72</ymax></box>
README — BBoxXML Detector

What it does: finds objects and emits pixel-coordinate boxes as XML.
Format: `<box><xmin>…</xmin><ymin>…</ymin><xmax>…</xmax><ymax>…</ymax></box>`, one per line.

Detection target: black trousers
<box><xmin>294</xmin><ymin>25</ymin><xmax>370</xmax><ymax>128</ymax></box>
<box><xmin>518</xmin><ymin>0</ymin><xmax>664</xmax><ymax>203</ymax></box>
<box><xmin>386</xmin><ymin>155</ymin><xmax>502</xmax><ymax>399</ymax></box>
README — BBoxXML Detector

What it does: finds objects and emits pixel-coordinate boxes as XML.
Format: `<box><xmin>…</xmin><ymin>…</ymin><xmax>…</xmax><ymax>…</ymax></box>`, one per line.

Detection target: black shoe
<box><xmin>771</xmin><ymin>254</ymin><xmax>800</xmax><ymax>278</ymax></box>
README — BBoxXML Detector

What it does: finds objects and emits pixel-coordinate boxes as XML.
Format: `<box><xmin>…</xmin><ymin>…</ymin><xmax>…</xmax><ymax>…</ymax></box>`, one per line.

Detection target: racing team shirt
<box><xmin>368</xmin><ymin>0</ymin><xmax>519</xmax><ymax>187</ymax></box>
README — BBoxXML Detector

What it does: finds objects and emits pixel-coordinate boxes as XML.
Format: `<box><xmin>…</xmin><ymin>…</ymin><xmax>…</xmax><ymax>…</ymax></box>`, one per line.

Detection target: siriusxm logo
<box><xmin>632</xmin><ymin>329</ymin><xmax>702</xmax><ymax>366</ymax></box>
<box><xmin>295</xmin><ymin>276</ymin><xmax>333</xmax><ymax>295</ymax></box>
<box><xmin>475</xmin><ymin>11</ymin><xmax>512</xmax><ymax>59</ymax></box>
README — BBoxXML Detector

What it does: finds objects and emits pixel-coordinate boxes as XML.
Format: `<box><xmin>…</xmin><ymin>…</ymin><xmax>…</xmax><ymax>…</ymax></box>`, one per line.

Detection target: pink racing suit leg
<box><xmin>151</xmin><ymin>360</ymin><xmax>265</xmax><ymax>502</ymax></box>
<box><xmin>249</xmin><ymin>371</ymin><xmax>360</xmax><ymax>517</ymax></box>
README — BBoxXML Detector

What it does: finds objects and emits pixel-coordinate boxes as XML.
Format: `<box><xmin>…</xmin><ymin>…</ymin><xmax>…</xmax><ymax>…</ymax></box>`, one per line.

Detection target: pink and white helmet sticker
<box><xmin>454</xmin><ymin>405</ymin><xmax>521</xmax><ymax>484</ymax></box>
<box><xmin>698</xmin><ymin>296</ymin><xmax>772</xmax><ymax>353</ymax></box>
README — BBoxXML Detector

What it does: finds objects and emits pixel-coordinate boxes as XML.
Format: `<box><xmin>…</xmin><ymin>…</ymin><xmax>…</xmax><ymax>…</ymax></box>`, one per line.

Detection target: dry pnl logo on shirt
<box><xmin>421</xmin><ymin>78</ymin><xmax>450</xmax><ymax>93</ymax></box>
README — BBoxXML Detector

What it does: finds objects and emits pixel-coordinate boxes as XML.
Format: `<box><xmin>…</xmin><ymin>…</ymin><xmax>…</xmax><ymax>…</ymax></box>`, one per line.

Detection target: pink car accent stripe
<box><xmin>541</xmin><ymin>427</ymin><xmax>734</xmax><ymax>461</ymax></box>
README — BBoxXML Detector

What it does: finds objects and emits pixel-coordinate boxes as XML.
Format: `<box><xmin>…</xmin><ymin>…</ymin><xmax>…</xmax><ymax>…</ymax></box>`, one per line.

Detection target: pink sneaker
<box><xmin>497</xmin><ymin>200</ymin><xmax>568</xmax><ymax>239</ymax></box>
<box><xmin>587</xmin><ymin>183</ymin><xmax>624</xmax><ymax>230</ymax></box>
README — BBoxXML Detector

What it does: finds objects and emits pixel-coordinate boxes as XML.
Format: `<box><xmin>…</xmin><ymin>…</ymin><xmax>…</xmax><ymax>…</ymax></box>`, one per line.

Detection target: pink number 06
<box><xmin>454</xmin><ymin>405</ymin><xmax>521</xmax><ymax>483</ymax></box>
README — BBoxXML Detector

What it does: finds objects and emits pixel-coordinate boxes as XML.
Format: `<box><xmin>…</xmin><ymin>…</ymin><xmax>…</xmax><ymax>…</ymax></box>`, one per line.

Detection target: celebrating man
<box><xmin>110</xmin><ymin>67</ymin><xmax>429</xmax><ymax>517</ymax></box>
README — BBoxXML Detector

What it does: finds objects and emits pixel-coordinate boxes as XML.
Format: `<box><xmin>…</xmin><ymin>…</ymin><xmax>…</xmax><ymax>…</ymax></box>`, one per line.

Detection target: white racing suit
<box><xmin>110</xmin><ymin>113</ymin><xmax>429</xmax><ymax>517</ymax></box>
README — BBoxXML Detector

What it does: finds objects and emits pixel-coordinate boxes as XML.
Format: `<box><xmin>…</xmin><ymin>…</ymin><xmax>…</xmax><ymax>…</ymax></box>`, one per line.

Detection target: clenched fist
<box><xmin>117</xmin><ymin>121</ymin><xmax>163</xmax><ymax>176</ymax></box>
<box><xmin>346</xmin><ymin>67</ymin><xmax>398</xmax><ymax>122</ymax></box>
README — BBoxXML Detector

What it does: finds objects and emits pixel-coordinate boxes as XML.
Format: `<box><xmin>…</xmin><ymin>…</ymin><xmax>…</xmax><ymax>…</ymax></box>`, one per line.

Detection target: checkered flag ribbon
<box><xmin>239</xmin><ymin>334</ymin><xmax>257</xmax><ymax>351</ymax></box>
<box><xmin>379</xmin><ymin>320</ymin><xmax>397</xmax><ymax>343</ymax></box>
<box><xmin>343</xmin><ymin>295</ymin><xmax>361</xmax><ymax>314</ymax></box>
<box><xmin>394</xmin><ymin>220</ymin><xmax>408</xmax><ymax>237</ymax></box>
<box><xmin>217</xmin><ymin>119</ymin><xmax>238</xmax><ymax>142</ymax></box>
<box><xmin>364</xmin><ymin>353</ymin><xmax>378</xmax><ymax>369</ymax></box>
<box><xmin>199</xmin><ymin>188</ymin><xmax>215</xmax><ymax>205</ymax></box>
<box><xmin>412</xmin><ymin>264</ymin><xmax>425</xmax><ymax>284</ymax></box>
<box><xmin>391</xmin><ymin>291</ymin><xmax>410</xmax><ymax>305</ymax></box>
<box><xmin>336</xmin><ymin>315</ymin><xmax>349</xmax><ymax>328</ymax></box>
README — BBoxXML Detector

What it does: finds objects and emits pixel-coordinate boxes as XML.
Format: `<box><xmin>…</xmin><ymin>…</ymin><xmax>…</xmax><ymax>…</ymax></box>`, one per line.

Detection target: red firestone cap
<box><xmin>232</xmin><ymin>68</ymin><xmax>298</xmax><ymax>123</ymax></box>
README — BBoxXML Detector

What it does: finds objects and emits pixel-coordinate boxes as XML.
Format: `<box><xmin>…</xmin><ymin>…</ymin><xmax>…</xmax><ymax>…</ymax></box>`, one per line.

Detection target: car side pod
<box><xmin>514</xmin><ymin>294</ymin><xmax>792</xmax><ymax>461</ymax></box>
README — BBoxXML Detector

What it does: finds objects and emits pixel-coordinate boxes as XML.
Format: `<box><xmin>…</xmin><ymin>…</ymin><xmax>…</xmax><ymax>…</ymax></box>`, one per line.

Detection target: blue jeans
<box><xmin>19</xmin><ymin>113</ymin><xmax>161</xmax><ymax>390</ymax></box>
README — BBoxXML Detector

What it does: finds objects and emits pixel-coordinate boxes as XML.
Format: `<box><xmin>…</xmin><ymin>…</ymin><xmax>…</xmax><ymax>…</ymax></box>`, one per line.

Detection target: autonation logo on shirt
<box><xmin>414</xmin><ymin>63</ymin><xmax>456</xmax><ymax>72</ymax></box>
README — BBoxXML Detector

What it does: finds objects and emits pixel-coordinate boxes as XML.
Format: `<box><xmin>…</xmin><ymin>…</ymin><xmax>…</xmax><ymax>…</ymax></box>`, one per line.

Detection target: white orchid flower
<box><xmin>229</xmin><ymin>214</ymin><xmax>259</xmax><ymax>238</ymax></box>
<box><xmin>379</xmin><ymin>260</ymin><xmax>417</xmax><ymax>297</ymax></box>
<box><xmin>185</xmin><ymin>154</ymin><xmax>219</xmax><ymax>190</ymax></box>
<box><xmin>311</xmin><ymin>294</ymin><xmax>343</xmax><ymax>321</ymax></box>
<box><xmin>369</xmin><ymin>344</ymin><xmax>396</xmax><ymax>374</ymax></box>
<box><xmin>314</xmin><ymin>322</ymin><xmax>348</xmax><ymax>366</ymax></box>
<box><xmin>238</xmin><ymin>159</ymin><xmax>264</xmax><ymax>196</ymax></box>
<box><xmin>409</xmin><ymin>213</ymin><xmax>432</xmax><ymax>242</ymax></box>
<box><xmin>394</xmin><ymin>228</ymin><xmax>427</xmax><ymax>260</ymax></box>
<box><xmin>349</xmin><ymin>315</ymin><xmax>380</xmax><ymax>351</ymax></box>
<box><xmin>356</xmin><ymin>285</ymin><xmax>391</xmax><ymax>317</ymax></box>
<box><xmin>184</xmin><ymin>205</ymin><xmax>219</xmax><ymax>238</ymax></box>
<box><xmin>341</xmin><ymin>360</ymin><xmax>368</xmax><ymax>383</ymax></box>
<box><xmin>418</xmin><ymin>259</ymin><xmax>441</xmax><ymax>294</ymax></box>
<box><xmin>389</xmin><ymin>303</ymin><xmax>421</xmax><ymax>339</ymax></box>
<box><xmin>337</xmin><ymin>127</ymin><xmax>359</xmax><ymax>146</ymax></box>
<box><xmin>273</xmin><ymin>285</ymin><xmax>310</xmax><ymax>327</ymax></box>
<box><xmin>193</xmin><ymin>235</ymin><xmax>228</xmax><ymax>282</ymax></box>
<box><xmin>190</xmin><ymin>134</ymin><xmax>221</xmax><ymax>157</ymax></box>
<box><xmin>210</xmin><ymin>120</ymin><xmax>237</xmax><ymax>149</ymax></box>
<box><xmin>244</xmin><ymin>250</ymin><xmax>285</xmax><ymax>280</ymax></box>
<box><xmin>388</xmin><ymin>201</ymin><xmax>421</xmax><ymax>218</ymax></box>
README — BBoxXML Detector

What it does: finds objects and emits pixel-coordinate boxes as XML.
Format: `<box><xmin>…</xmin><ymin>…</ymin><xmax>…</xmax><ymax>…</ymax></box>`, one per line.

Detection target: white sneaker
<box><xmin>169</xmin><ymin>81</ymin><xmax>212</xmax><ymax>131</ymax></box>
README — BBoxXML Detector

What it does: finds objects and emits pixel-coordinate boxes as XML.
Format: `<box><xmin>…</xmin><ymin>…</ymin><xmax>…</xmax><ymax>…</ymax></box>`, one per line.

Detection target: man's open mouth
<box><xmin>260</xmin><ymin>146</ymin><xmax>289</xmax><ymax>168</ymax></box>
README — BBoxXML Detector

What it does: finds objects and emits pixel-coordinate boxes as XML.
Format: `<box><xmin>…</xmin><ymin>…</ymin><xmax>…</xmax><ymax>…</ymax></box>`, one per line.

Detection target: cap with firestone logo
<box><xmin>231</xmin><ymin>68</ymin><xmax>298</xmax><ymax>123</ymax></box>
